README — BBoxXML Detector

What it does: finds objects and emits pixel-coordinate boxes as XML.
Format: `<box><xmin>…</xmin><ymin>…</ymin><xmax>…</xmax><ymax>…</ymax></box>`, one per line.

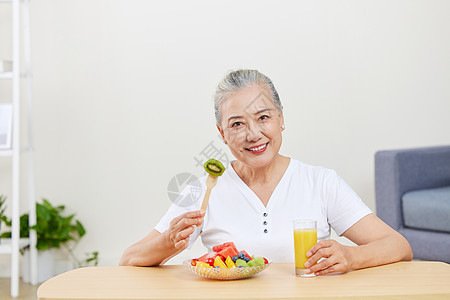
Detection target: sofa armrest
<box><xmin>375</xmin><ymin>145</ymin><xmax>450</xmax><ymax>230</ymax></box>
<box><xmin>375</xmin><ymin>150</ymin><xmax>403</xmax><ymax>230</ymax></box>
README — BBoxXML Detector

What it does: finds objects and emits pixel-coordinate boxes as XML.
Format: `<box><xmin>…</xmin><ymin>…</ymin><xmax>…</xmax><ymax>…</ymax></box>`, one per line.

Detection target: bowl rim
<box><xmin>183</xmin><ymin>258</ymin><xmax>271</xmax><ymax>268</ymax></box>
<box><xmin>183</xmin><ymin>258</ymin><xmax>271</xmax><ymax>280</ymax></box>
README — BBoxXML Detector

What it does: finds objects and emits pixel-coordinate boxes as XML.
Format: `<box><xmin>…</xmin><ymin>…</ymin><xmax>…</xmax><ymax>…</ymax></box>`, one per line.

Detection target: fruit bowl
<box><xmin>183</xmin><ymin>259</ymin><xmax>271</xmax><ymax>280</ymax></box>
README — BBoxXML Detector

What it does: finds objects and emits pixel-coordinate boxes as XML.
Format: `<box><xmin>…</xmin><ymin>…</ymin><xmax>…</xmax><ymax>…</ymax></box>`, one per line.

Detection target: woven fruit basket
<box><xmin>183</xmin><ymin>259</ymin><xmax>271</xmax><ymax>280</ymax></box>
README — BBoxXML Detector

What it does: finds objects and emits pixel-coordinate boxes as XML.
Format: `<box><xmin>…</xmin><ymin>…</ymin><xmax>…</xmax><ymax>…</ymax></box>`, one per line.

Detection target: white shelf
<box><xmin>1</xmin><ymin>0</ymin><xmax>37</xmax><ymax>296</ymax></box>
<box><xmin>0</xmin><ymin>150</ymin><xmax>13</xmax><ymax>157</ymax></box>
<box><xmin>0</xmin><ymin>72</ymin><xmax>13</xmax><ymax>79</ymax></box>
<box><xmin>0</xmin><ymin>238</ymin><xmax>30</xmax><ymax>254</ymax></box>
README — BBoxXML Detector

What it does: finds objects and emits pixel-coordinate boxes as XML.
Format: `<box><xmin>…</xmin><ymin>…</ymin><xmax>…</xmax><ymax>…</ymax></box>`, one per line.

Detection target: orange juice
<box><xmin>293</xmin><ymin>229</ymin><xmax>317</xmax><ymax>271</ymax></box>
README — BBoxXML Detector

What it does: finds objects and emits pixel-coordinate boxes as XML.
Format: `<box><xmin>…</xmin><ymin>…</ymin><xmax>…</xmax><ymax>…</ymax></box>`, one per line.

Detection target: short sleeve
<box><xmin>154</xmin><ymin>177</ymin><xmax>206</xmax><ymax>249</ymax></box>
<box><xmin>324</xmin><ymin>170</ymin><xmax>372</xmax><ymax>236</ymax></box>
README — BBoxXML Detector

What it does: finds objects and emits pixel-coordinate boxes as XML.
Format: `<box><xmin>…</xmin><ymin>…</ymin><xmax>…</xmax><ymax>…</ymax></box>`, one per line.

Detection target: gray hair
<box><xmin>214</xmin><ymin>69</ymin><xmax>282</xmax><ymax>126</ymax></box>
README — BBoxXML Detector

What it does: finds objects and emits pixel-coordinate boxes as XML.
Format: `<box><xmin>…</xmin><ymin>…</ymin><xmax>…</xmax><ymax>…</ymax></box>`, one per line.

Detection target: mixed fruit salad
<box><xmin>191</xmin><ymin>242</ymin><xmax>269</xmax><ymax>269</ymax></box>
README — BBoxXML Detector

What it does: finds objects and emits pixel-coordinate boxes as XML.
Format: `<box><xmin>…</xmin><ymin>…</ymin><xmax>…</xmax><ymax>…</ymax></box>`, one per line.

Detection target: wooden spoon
<box><xmin>199</xmin><ymin>174</ymin><xmax>218</xmax><ymax>225</ymax></box>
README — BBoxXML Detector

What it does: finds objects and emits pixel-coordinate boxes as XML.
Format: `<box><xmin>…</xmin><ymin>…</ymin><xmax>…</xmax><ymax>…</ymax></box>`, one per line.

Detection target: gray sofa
<box><xmin>375</xmin><ymin>145</ymin><xmax>450</xmax><ymax>263</ymax></box>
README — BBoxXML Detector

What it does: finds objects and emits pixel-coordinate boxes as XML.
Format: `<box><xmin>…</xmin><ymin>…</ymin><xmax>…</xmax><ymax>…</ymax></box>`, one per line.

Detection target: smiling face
<box><xmin>217</xmin><ymin>84</ymin><xmax>285</xmax><ymax>169</ymax></box>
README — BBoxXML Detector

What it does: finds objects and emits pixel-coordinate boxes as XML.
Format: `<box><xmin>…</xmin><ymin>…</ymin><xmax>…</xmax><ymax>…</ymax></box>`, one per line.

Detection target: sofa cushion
<box><xmin>402</xmin><ymin>186</ymin><xmax>450</xmax><ymax>233</ymax></box>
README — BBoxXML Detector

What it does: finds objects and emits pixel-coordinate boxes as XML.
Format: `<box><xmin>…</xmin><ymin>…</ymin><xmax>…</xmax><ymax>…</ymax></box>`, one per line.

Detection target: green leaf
<box><xmin>0</xmin><ymin>195</ymin><xmax>6</xmax><ymax>218</ymax></box>
<box><xmin>83</xmin><ymin>251</ymin><xmax>99</xmax><ymax>267</ymax></box>
<box><xmin>56</xmin><ymin>205</ymin><xmax>65</xmax><ymax>213</ymax></box>
<box><xmin>19</xmin><ymin>214</ymin><xmax>30</xmax><ymax>238</ymax></box>
<box><xmin>58</xmin><ymin>226</ymin><xmax>72</xmax><ymax>240</ymax></box>
<box><xmin>1</xmin><ymin>215</ymin><xmax>12</xmax><ymax>227</ymax></box>
<box><xmin>51</xmin><ymin>240</ymin><xmax>60</xmax><ymax>248</ymax></box>
<box><xmin>63</xmin><ymin>214</ymin><xmax>75</xmax><ymax>226</ymax></box>
<box><xmin>42</xmin><ymin>198</ymin><xmax>52</xmax><ymax>209</ymax></box>
<box><xmin>75</xmin><ymin>220</ymin><xmax>86</xmax><ymax>238</ymax></box>
<box><xmin>1</xmin><ymin>232</ymin><xmax>11</xmax><ymax>238</ymax></box>
<box><xmin>36</xmin><ymin>203</ymin><xmax>51</xmax><ymax>222</ymax></box>
<box><xmin>36</xmin><ymin>239</ymin><xmax>51</xmax><ymax>251</ymax></box>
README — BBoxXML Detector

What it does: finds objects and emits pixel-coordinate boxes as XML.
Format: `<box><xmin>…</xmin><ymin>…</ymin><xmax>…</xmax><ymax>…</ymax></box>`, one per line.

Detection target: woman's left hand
<box><xmin>304</xmin><ymin>239</ymin><xmax>354</xmax><ymax>276</ymax></box>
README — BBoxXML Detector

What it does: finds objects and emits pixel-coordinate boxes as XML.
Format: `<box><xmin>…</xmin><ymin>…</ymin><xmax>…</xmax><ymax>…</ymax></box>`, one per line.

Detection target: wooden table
<box><xmin>37</xmin><ymin>261</ymin><xmax>450</xmax><ymax>299</ymax></box>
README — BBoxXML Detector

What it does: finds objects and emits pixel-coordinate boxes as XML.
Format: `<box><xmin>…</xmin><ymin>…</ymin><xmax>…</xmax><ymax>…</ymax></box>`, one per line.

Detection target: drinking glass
<box><xmin>293</xmin><ymin>220</ymin><xmax>317</xmax><ymax>277</ymax></box>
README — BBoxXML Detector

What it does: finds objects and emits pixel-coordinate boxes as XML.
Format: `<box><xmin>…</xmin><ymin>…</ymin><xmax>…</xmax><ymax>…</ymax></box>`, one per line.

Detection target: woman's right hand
<box><xmin>166</xmin><ymin>210</ymin><xmax>205</xmax><ymax>250</ymax></box>
<box><xmin>119</xmin><ymin>210</ymin><xmax>205</xmax><ymax>266</ymax></box>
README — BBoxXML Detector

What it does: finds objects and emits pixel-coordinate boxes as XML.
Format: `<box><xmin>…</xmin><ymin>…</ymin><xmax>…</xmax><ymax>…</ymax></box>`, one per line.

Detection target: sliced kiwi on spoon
<box><xmin>199</xmin><ymin>159</ymin><xmax>226</xmax><ymax>221</ymax></box>
<box><xmin>204</xmin><ymin>158</ymin><xmax>226</xmax><ymax>176</ymax></box>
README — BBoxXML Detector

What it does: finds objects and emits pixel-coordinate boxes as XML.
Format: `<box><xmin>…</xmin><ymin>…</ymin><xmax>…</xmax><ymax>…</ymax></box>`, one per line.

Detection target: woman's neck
<box><xmin>232</xmin><ymin>155</ymin><xmax>290</xmax><ymax>185</ymax></box>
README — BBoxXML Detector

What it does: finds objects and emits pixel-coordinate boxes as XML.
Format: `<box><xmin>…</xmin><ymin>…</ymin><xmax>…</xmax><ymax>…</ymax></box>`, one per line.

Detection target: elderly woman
<box><xmin>120</xmin><ymin>69</ymin><xmax>412</xmax><ymax>276</ymax></box>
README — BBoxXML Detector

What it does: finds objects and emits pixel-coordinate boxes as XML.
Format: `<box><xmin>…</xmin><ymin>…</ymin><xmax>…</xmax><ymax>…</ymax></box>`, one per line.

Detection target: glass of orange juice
<box><xmin>293</xmin><ymin>220</ymin><xmax>317</xmax><ymax>277</ymax></box>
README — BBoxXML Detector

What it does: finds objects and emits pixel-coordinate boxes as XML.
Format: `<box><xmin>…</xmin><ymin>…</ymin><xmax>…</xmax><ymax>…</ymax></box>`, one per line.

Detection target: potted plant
<box><xmin>1</xmin><ymin>198</ymin><xmax>99</xmax><ymax>282</ymax></box>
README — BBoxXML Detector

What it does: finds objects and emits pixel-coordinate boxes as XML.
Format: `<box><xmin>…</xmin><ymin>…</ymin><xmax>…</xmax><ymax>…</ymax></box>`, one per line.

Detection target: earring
<box><xmin>281</xmin><ymin>125</ymin><xmax>285</xmax><ymax>130</ymax></box>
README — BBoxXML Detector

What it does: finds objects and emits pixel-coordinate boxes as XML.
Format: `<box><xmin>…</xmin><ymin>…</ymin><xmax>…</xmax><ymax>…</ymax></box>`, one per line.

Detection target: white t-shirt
<box><xmin>155</xmin><ymin>159</ymin><xmax>372</xmax><ymax>263</ymax></box>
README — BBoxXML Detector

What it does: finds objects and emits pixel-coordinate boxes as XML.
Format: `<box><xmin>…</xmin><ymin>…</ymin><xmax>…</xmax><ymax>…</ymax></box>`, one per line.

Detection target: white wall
<box><xmin>1</xmin><ymin>0</ymin><xmax>449</xmax><ymax>268</ymax></box>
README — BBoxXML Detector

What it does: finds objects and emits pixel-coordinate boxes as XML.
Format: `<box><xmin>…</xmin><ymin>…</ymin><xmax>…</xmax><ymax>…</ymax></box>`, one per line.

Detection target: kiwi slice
<box><xmin>204</xmin><ymin>159</ymin><xmax>226</xmax><ymax>176</ymax></box>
